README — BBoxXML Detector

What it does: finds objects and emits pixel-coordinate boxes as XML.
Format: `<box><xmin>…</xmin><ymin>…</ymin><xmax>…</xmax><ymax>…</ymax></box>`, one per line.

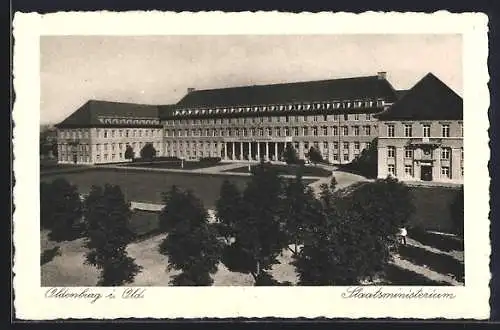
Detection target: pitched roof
<box><xmin>395</xmin><ymin>89</ymin><xmax>409</xmax><ymax>100</ymax></box>
<box><xmin>173</xmin><ymin>75</ymin><xmax>398</xmax><ymax>109</ymax></box>
<box><xmin>56</xmin><ymin>100</ymin><xmax>161</xmax><ymax>128</ymax></box>
<box><xmin>375</xmin><ymin>73</ymin><xmax>463</xmax><ymax>121</ymax></box>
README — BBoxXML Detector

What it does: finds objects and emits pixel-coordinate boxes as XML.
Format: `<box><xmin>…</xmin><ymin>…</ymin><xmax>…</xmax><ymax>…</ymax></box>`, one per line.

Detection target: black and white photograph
<box><xmin>13</xmin><ymin>11</ymin><xmax>490</xmax><ymax>319</ymax></box>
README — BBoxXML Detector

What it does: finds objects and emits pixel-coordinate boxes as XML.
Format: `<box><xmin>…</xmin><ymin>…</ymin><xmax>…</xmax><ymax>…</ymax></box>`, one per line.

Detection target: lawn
<box><xmin>42</xmin><ymin>169</ymin><xmax>252</xmax><ymax>208</ymax></box>
<box><xmin>408</xmin><ymin>186</ymin><xmax>462</xmax><ymax>233</ymax></box>
<box><xmin>397</xmin><ymin>244</ymin><xmax>464</xmax><ymax>282</ymax></box>
<box><xmin>225</xmin><ymin>164</ymin><xmax>332</xmax><ymax>177</ymax></box>
<box><xmin>41</xmin><ymin>168</ymin><xmax>318</xmax><ymax>209</ymax></box>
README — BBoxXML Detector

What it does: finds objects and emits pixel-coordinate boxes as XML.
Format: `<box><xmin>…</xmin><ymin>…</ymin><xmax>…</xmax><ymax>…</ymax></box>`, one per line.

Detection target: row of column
<box><xmin>223</xmin><ymin>142</ymin><xmax>286</xmax><ymax>161</ymax></box>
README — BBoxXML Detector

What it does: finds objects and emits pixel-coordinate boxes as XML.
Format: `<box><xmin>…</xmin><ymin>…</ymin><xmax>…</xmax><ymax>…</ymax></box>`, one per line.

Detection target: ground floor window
<box><xmin>343</xmin><ymin>154</ymin><xmax>349</xmax><ymax>161</ymax></box>
<box><xmin>441</xmin><ymin>166</ymin><xmax>450</xmax><ymax>179</ymax></box>
<box><xmin>388</xmin><ymin>164</ymin><xmax>395</xmax><ymax>176</ymax></box>
<box><xmin>404</xmin><ymin>165</ymin><xmax>413</xmax><ymax>177</ymax></box>
<box><xmin>333</xmin><ymin>153</ymin><xmax>338</xmax><ymax>161</ymax></box>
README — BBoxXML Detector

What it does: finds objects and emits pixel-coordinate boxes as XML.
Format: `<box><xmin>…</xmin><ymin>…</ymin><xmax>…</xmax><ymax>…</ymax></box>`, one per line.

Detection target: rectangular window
<box><xmin>441</xmin><ymin>147</ymin><xmax>451</xmax><ymax>160</ymax></box>
<box><xmin>404</xmin><ymin>124</ymin><xmax>413</xmax><ymax>137</ymax></box>
<box><xmin>332</xmin><ymin>126</ymin><xmax>338</xmax><ymax>136</ymax></box>
<box><xmin>333</xmin><ymin>114</ymin><xmax>339</xmax><ymax>121</ymax></box>
<box><xmin>343</xmin><ymin>142</ymin><xmax>349</xmax><ymax>150</ymax></box>
<box><xmin>342</xmin><ymin>126</ymin><xmax>349</xmax><ymax>136</ymax></box>
<box><xmin>404</xmin><ymin>147</ymin><xmax>413</xmax><ymax>159</ymax></box>
<box><xmin>353</xmin><ymin>126</ymin><xmax>360</xmax><ymax>136</ymax></box>
<box><xmin>354</xmin><ymin>113</ymin><xmax>360</xmax><ymax>121</ymax></box>
<box><xmin>404</xmin><ymin>165</ymin><xmax>413</xmax><ymax>177</ymax></box>
<box><xmin>304</xmin><ymin>115</ymin><xmax>308</xmax><ymax>122</ymax></box>
<box><xmin>387</xmin><ymin>146</ymin><xmax>396</xmax><ymax>158</ymax></box>
<box><xmin>303</xmin><ymin>127</ymin><xmax>309</xmax><ymax>136</ymax></box>
<box><xmin>313</xmin><ymin>127</ymin><xmax>318</xmax><ymax>136</ymax></box>
<box><xmin>333</xmin><ymin>154</ymin><xmax>339</xmax><ymax>161</ymax></box>
<box><xmin>367</xmin><ymin>125</ymin><xmax>372</xmax><ymax>135</ymax></box>
<box><xmin>333</xmin><ymin>142</ymin><xmax>339</xmax><ymax>149</ymax></box>
<box><xmin>354</xmin><ymin>142</ymin><xmax>360</xmax><ymax>150</ymax></box>
<box><xmin>343</xmin><ymin>114</ymin><xmax>348</xmax><ymax>121</ymax></box>
<box><xmin>441</xmin><ymin>166</ymin><xmax>450</xmax><ymax>178</ymax></box>
<box><xmin>286</xmin><ymin>116</ymin><xmax>289</xmax><ymax>123</ymax></box>
<box><xmin>323</xmin><ymin>114</ymin><xmax>328</xmax><ymax>121</ymax></box>
<box><xmin>442</xmin><ymin>124</ymin><xmax>450</xmax><ymax>137</ymax></box>
<box><xmin>343</xmin><ymin>154</ymin><xmax>349</xmax><ymax>161</ymax></box>
<box><xmin>388</xmin><ymin>164</ymin><xmax>395</xmax><ymax>175</ymax></box>
<box><xmin>423</xmin><ymin>124</ymin><xmax>431</xmax><ymax>137</ymax></box>
<box><xmin>293</xmin><ymin>127</ymin><xmax>299</xmax><ymax>136</ymax></box>
<box><xmin>322</xmin><ymin>126</ymin><xmax>328</xmax><ymax>136</ymax></box>
<box><xmin>387</xmin><ymin>124</ymin><xmax>395</xmax><ymax>137</ymax></box>
<box><xmin>323</xmin><ymin>141</ymin><xmax>328</xmax><ymax>150</ymax></box>
<box><xmin>365</xmin><ymin>113</ymin><xmax>371</xmax><ymax>120</ymax></box>
<box><xmin>285</xmin><ymin>127</ymin><xmax>290</xmax><ymax>136</ymax></box>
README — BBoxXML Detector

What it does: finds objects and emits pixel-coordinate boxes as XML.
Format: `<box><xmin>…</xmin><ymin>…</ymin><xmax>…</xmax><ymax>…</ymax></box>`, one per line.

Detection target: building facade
<box><xmin>375</xmin><ymin>73</ymin><xmax>463</xmax><ymax>184</ymax></box>
<box><xmin>54</xmin><ymin>72</ymin><xmax>462</xmax><ymax>185</ymax></box>
<box><xmin>159</xmin><ymin>72</ymin><xmax>398</xmax><ymax>163</ymax></box>
<box><xmin>55</xmin><ymin>101</ymin><xmax>163</xmax><ymax>164</ymax></box>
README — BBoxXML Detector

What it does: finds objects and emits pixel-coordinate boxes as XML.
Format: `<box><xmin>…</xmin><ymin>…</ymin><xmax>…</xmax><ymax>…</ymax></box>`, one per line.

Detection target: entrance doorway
<box><xmin>421</xmin><ymin>165</ymin><xmax>433</xmax><ymax>181</ymax></box>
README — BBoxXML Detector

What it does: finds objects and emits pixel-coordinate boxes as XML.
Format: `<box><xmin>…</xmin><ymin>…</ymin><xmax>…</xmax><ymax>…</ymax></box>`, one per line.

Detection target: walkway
<box><xmin>189</xmin><ymin>162</ymin><xmax>246</xmax><ymax>174</ymax></box>
<box><xmin>308</xmin><ymin>168</ymin><xmax>372</xmax><ymax>197</ymax></box>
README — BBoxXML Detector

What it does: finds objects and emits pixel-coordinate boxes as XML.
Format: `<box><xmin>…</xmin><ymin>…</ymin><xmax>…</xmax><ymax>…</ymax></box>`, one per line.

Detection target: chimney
<box><xmin>187</xmin><ymin>87</ymin><xmax>195</xmax><ymax>94</ymax></box>
<box><xmin>377</xmin><ymin>71</ymin><xmax>387</xmax><ymax>80</ymax></box>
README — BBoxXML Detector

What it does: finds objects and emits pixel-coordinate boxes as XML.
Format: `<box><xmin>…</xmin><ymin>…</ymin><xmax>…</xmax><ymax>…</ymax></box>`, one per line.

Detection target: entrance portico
<box><xmin>221</xmin><ymin>138</ymin><xmax>292</xmax><ymax>162</ymax></box>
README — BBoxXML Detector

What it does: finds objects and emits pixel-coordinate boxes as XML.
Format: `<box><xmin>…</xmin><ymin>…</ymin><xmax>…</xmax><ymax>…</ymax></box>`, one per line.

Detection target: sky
<box><xmin>40</xmin><ymin>35</ymin><xmax>462</xmax><ymax>125</ymax></box>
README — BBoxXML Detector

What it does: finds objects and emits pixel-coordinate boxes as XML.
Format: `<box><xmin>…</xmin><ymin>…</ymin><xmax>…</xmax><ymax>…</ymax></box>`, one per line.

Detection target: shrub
<box><xmin>41</xmin><ymin>246</ymin><xmax>61</xmax><ymax>265</ymax></box>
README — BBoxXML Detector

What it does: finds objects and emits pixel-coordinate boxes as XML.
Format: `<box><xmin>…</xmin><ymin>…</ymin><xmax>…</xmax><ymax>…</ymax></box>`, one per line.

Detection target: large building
<box><xmin>54</xmin><ymin>71</ymin><xmax>463</xmax><ymax>184</ymax></box>
<box><xmin>55</xmin><ymin>101</ymin><xmax>163</xmax><ymax>164</ymax></box>
<box><xmin>159</xmin><ymin>72</ymin><xmax>398</xmax><ymax>163</ymax></box>
<box><xmin>374</xmin><ymin>73</ymin><xmax>463</xmax><ymax>184</ymax></box>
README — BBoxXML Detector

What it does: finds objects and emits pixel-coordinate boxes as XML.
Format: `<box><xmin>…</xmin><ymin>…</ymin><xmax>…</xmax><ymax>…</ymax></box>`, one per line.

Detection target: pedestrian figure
<box><xmin>398</xmin><ymin>227</ymin><xmax>407</xmax><ymax>245</ymax></box>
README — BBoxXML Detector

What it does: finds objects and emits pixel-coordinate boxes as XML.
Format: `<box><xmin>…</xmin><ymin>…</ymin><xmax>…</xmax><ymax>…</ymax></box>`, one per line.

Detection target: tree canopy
<box><xmin>346</xmin><ymin>138</ymin><xmax>378</xmax><ymax>178</ymax></box>
<box><xmin>307</xmin><ymin>146</ymin><xmax>323</xmax><ymax>165</ymax></box>
<box><xmin>83</xmin><ymin>184</ymin><xmax>141</xmax><ymax>286</ymax></box>
<box><xmin>159</xmin><ymin>186</ymin><xmax>222</xmax><ymax>286</ymax></box>
<box><xmin>40</xmin><ymin>178</ymin><xmax>83</xmax><ymax>241</ymax></box>
<box><xmin>216</xmin><ymin>163</ymin><xmax>288</xmax><ymax>284</ymax></box>
<box><xmin>283</xmin><ymin>143</ymin><xmax>300</xmax><ymax>165</ymax></box>
<box><xmin>124</xmin><ymin>145</ymin><xmax>134</xmax><ymax>160</ymax></box>
<box><xmin>140</xmin><ymin>143</ymin><xmax>156</xmax><ymax>161</ymax></box>
<box><xmin>295</xmin><ymin>177</ymin><xmax>415</xmax><ymax>285</ymax></box>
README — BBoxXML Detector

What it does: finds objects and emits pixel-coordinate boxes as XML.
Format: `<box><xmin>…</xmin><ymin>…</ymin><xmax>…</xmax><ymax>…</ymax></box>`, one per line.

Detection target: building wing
<box><xmin>375</xmin><ymin>73</ymin><xmax>463</xmax><ymax>121</ymax></box>
<box><xmin>56</xmin><ymin>100</ymin><xmax>162</xmax><ymax>128</ymax></box>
